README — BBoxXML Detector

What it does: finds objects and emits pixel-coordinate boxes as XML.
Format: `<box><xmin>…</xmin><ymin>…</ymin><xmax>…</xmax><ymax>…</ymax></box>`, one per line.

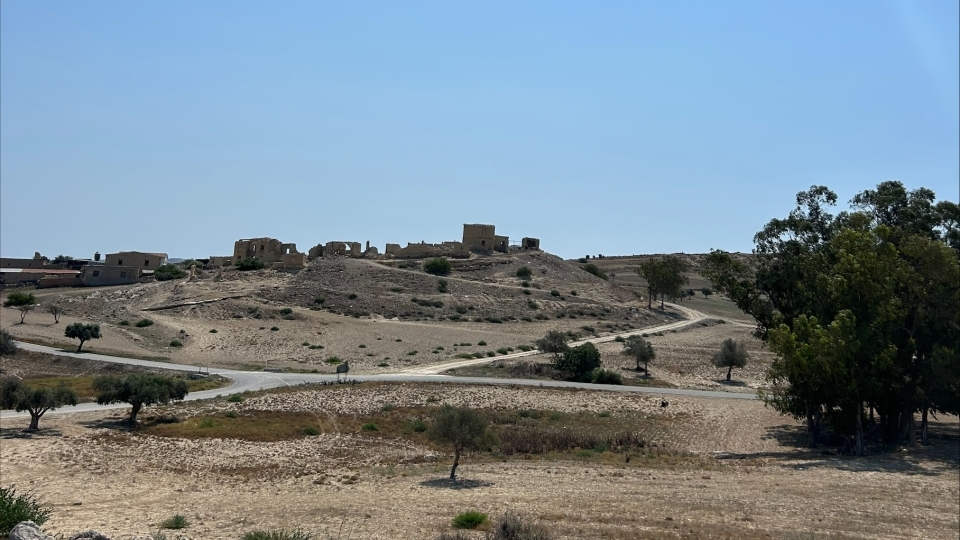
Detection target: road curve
<box><xmin>1</xmin><ymin>307</ymin><xmax>755</xmax><ymax>420</ymax></box>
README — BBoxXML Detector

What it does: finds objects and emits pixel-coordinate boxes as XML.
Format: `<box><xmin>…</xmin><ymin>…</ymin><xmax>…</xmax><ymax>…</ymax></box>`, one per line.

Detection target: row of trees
<box><xmin>0</xmin><ymin>372</ymin><xmax>189</xmax><ymax>431</ymax></box>
<box><xmin>637</xmin><ymin>256</ymin><xmax>690</xmax><ymax>309</ymax></box>
<box><xmin>3</xmin><ymin>292</ymin><xmax>65</xmax><ymax>324</ymax></box>
<box><xmin>703</xmin><ymin>182</ymin><xmax>959</xmax><ymax>453</ymax></box>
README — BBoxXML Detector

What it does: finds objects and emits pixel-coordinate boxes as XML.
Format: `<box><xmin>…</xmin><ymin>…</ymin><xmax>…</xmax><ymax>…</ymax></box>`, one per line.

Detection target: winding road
<box><xmin>1</xmin><ymin>303</ymin><xmax>755</xmax><ymax>420</ymax></box>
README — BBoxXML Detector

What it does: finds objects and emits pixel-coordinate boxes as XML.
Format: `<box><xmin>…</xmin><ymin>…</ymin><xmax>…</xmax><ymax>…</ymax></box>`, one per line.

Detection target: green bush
<box><xmin>325</xmin><ymin>357</ymin><xmax>342</xmax><ymax>365</ymax></box>
<box><xmin>553</xmin><ymin>343</ymin><xmax>602</xmax><ymax>380</ymax></box>
<box><xmin>570</xmin><ymin>291</ymin><xmax>578</xmax><ymax>296</ymax></box>
<box><xmin>303</xmin><ymin>426</ymin><xmax>320</xmax><ymax>436</ymax></box>
<box><xmin>135</xmin><ymin>319</ymin><xmax>154</xmax><ymax>328</ymax></box>
<box><xmin>452</xmin><ymin>511</ymin><xmax>489</xmax><ymax>530</ymax></box>
<box><xmin>3</xmin><ymin>292</ymin><xmax>35</xmax><ymax>308</ymax></box>
<box><xmin>159</xmin><ymin>514</ymin><xmax>189</xmax><ymax>529</ymax></box>
<box><xmin>424</xmin><ymin>257</ymin><xmax>452</xmax><ymax>276</ymax></box>
<box><xmin>0</xmin><ymin>329</ymin><xmax>17</xmax><ymax>356</ymax></box>
<box><xmin>580</xmin><ymin>264</ymin><xmax>608</xmax><ymax>280</ymax></box>
<box><xmin>227</xmin><ymin>393</ymin><xmax>244</xmax><ymax>403</ymax></box>
<box><xmin>242</xmin><ymin>530</ymin><xmax>312</xmax><ymax>540</ymax></box>
<box><xmin>0</xmin><ymin>485</ymin><xmax>51</xmax><ymax>535</ymax></box>
<box><xmin>527</xmin><ymin>300</ymin><xmax>539</xmax><ymax>310</ymax></box>
<box><xmin>313</xmin><ymin>296</ymin><xmax>325</xmax><ymax>304</ymax></box>
<box><xmin>210</xmin><ymin>329</ymin><xmax>218</xmax><ymax>333</ymax></box>
<box><xmin>279</xmin><ymin>308</ymin><xmax>293</xmax><ymax>315</ymax></box>
<box><xmin>236</xmin><ymin>258</ymin><xmax>266</xmax><ymax>271</ymax></box>
<box><xmin>614</xmin><ymin>335</ymin><xmax>625</xmax><ymax>342</ymax></box>
<box><xmin>270</xmin><ymin>326</ymin><xmax>279</xmax><ymax>331</ymax></box>
<box><xmin>516</xmin><ymin>266</ymin><xmax>533</xmax><ymax>279</ymax></box>
<box><xmin>437</xmin><ymin>279</ymin><xmax>449</xmax><ymax>293</ymax></box>
<box><xmin>477</xmin><ymin>341</ymin><xmax>487</xmax><ymax>346</ymax></box>
<box><xmin>377</xmin><ymin>362</ymin><xmax>389</xmax><ymax>367</ymax></box>
<box><xmin>496</xmin><ymin>347</ymin><xmax>510</xmax><ymax>355</ymax></box>
<box><xmin>155</xmin><ymin>264</ymin><xmax>188</xmax><ymax>281</ymax></box>
<box><xmin>588</xmin><ymin>368</ymin><xmax>623</xmax><ymax>385</ymax></box>
<box><xmin>169</xmin><ymin>340</ymin><xmax>183</xmax><ymax>347</ymax></box>
<box><xmin>348</xmin><ymin>293</ymin><xmax>358</xmax><ymax>300</ymax></box>
<box><xmin>486</xmin><ymin>351</ymin><xmax>496</xmax><ymax>357</ymax></box>
<box><xmin>362</xmin><ymin>422</ymin><xmax>378</xmax><ymax>431</ymax></box>
<box><xmin>119</xmin><ymin>320</ymin><xmax>130</xmax><ymax>326</ymax></box>
<box><xmin>404</xmin><ymin>418</ymin><xmax>428</xmax><ymax>433</ymax></box>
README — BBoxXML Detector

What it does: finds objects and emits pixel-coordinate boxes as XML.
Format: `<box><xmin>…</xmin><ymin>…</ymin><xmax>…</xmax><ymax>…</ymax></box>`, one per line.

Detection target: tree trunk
<box><xmin>449</xmin><ymin>448</ymin><xmax>461</xmax><ymax>479</ymax></box>
<box><xmin>128</xmin><ymin>402</ymin><xmax>143</xmax><ymax>424</ymax></box>
<box><xmin>855</xmin><ymin>400</ymin><xmax>864</xmax><ymax>456</ymax></box>
<box><xmin>19</xmin><ymin>311</ymin><xmax>26</xmax><ymax>323</ymax></box>
<box><xmin>77</xmin><ymin>339</ymin><xmax>85</xmax><ymax>352</ymax></box>
<box><xmin>647</xmin><ymin>292</ymin><xmax>652</xmax><ymax>309</ymax></box>
<box><xmin>726</xmin><ymin>366</ymin><xmax>732</xmax><ymax>382</ymax></box>
<box><xmin>643</xmin><ymin>361</ymin><xmax>649</xmax><ymax>376</ymax></box>
<box><xmin>805</xmin><ymin>402</ymin><xmax>817</xmax><ymax>448</ymax></box>
<box><xmin>28</xmin><ymin>412</ymin><xmax>40</xmax><ymax>431</ymax></box>
<box><xmin>660</xmin><ymin>294</ymin><xmax>665</xmax><ymax>309</ymax></box>
<box><xmin>921</xmin><ymin>407</ymin><xmax>929</xmax><ymax>446</ymax></box>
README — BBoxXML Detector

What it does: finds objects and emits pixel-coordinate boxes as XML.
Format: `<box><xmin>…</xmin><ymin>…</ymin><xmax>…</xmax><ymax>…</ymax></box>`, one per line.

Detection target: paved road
<box><xmin>1</xmin><ymin>305</ymin><xmax>756</xmax><ymax>419</ymax></box>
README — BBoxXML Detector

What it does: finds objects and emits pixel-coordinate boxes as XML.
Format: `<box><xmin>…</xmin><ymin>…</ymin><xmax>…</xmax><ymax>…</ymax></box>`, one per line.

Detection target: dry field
<box><xmin>1</xmin><ymin>252</ymin><xmax>676</xmax><ymax>373</ymax></box>
<box><xmin>1</xmin><ymin>382</ymin><xmax>957</xmax><ymax>539</ymax></box>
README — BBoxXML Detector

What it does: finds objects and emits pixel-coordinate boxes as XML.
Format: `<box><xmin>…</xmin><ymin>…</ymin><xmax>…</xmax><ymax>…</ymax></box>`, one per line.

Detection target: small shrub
<box><xmin>614</xmin><ymin>335</ymin><xmax>625</xmax><ymax>342</ymax></box>
<box><xmin>516</xmin><ymin>267</ymin><xmax>533</xmax><ymax>279</ymax></box>
<box><xmin>325</xmin><ymin>357</ymin><xmax>342</xmax><ymax>365</ymax></box>
<box><xmin>589</xmin><ymin>368</ymin><xmax>623</xmax><ymax>385</ymax></box>
<box><xmin>522</xmin><ymin>289</ymin><xmax>532</xmax><ymax>296</ymax></box>
<box><xmin>159</xmin><ymin>514</ymin><xmax>190</xmax><ymax>529</ymax></box>
<box><xmin>235</xmin><ymin>258</ymin><xmax>266</xmax><ymax>271</ymax></box>
<box><xmin>279</xmin><ymin>308</ymin><xmax>293</xmax><ymax>315</ymax></box>
<box><xmin>169</xmin><ymin>340</ymin><xmax>183</xmax><ymax>347</ymax></box>
<box><xmin>210</xmin><ymin>329</ymin><xmax>218</xmax><ymax>333</ymax></box>
<box><xmin>527</xmin><ymin>300</ymin><xmax>539</xmax><ymax>310</ymax></box>
<box><xmin>358</xmin><ymin>344</ymin><xmax>366</xmax><ymax>348</ymax></box>
<box><xmin>581</xmin><ymin>263</ymin><xmax>608</xmax><ymax>280</ymax></box>
<box><xmin>517</xmin><ymin>345</ymin><xmax>532</xmax><ymax>352</ymax></box>
<box><xmin>477</xmin><ymin>341</ymin><xmax>487</xmax><ymax>346</ymax></box>
<box><xmin>381</xmin><ymin>403</ymin><xmax>396</xmax><ymax>412</ymax></box>
<box><xmin>362</xmin><ymin>422</ymin><xmax>378</xmax><ymax>431</ymax></box>
<box><xmin>407</xmin><ymin>350</ymin><xmax>418</xmax><ymax>356</ymax></box>
<box><xmin>496</xmin><ymin>347</ymin><xmax>510</xmax><ymax>355</ymax></box>
<box><xmin>270</xmin><ymin>326</ymin><xmax>279</xmax><ymax>331</ymax></box>
<box><xmin>242</xmin><ymin>530</ymin><xmax>312</xmax><ymax>540</ymax></box>
<box><xmin>437</xmin><ymin>279</ymin><xmax>449</xmax><ymax>293</ymax></box>
<box><xmin>347</xmin><ymin>293</ymin><xmax>358</xmax><ymax>300</ymax></box>
<box><xmin>377</xmin><ymin>362</ymin><xmax>389</xmax><ymax>367</ymax></box>
<box><xmin>396</xmin><ymin>338</ymin><xmax>403</xmax><ymax>342</ymax></box>
<box><xmin>308</xmin><ymin>344</ymin><xmax>324</xmax><ymax>350</ymax></box>
<box><xmin>119</xmin><ymin>320</ymin><xmax>130</xmax><ymax>326</ymax></box>
<box><xmin>456</xmin><ymin>353</ymin><xmax>474</xmax><ymax>359</ymax></box>
<box><xmin>0</xmin><ymin>485</ymin><xmax>51</xmax><ymax>534</ymax></box>
<box><xmin>404</xmin><ymin>418</ymin><xmax>427</xmax><ymax>433</ymax></box>
<box><xmin>521</xmin><ymin>281</ymin><xmax>530</xmax><ymax>288</ymax></box>
<box><xmin>390</xmin><ymin>287</ymin><xmax>403</xmax><ymax>292</ymax></box>
<box><xmin>453</xmin><ymin>510</ymin><xmax>489</xmax><ymax>530</ymax></box>
<box><xmin>485</xmin><ymin>317</ymin><xmax>503</xmax><ymax>324</ymax></box>
<box><xmin>455</xmin><ymin>306</ymin><xmax>468</xmax><ymax>314</ymax></box>
<box><xmin>199</xmin><ymin>418</ymin><xmax>215</xmax><ymax>428</ymax></box>
<box><xmin>225</xmin><ymin>411</ymin><xmax>238</xmax><ymax>418</ymax></box>
<box><xmin>302</xmin><ymin>342</ymin><xmax>310</xmax><ymax>346</ymax></box>
<box><xmin>135</xmin><ymin>319</ymin><xmax>154</xmax><ymax>328</ymax></box>
<box><xmin>570</xmin><ymin>291</ymin><xmax>578</xmax><ymax>296</ymax></box>
<box><xmin>303</xmin><ymin>426</ymin><xmax>320</xmax><ymax>436</ymax></box>
<box><xmin>313</xmin><ymin>296</ymin><xmax>325</xmax><ymax>304</ymax></box>
<box><xmin>486</xmin><ymin>351</ymin><xmax>496</xmax><ymax>357</ymax></box>
<box><xmin>227</xmin><ymin>394</ymin><xmax>244</xmax><ymax>403</ymax></box>
<box><xmin>550</xmin><ymin>290</ymin><xmax>560</xmax><ymax>297</ymax></box>
<box><xmin>424</xmin><ymin>257</ymin><xmax>452</xmax><ymax>276</ymax></box>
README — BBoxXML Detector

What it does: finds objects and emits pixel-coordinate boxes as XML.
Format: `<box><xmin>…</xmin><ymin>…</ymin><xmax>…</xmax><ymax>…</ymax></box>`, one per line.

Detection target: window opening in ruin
<box><xmin>118</xmin><ymin>259</ymin><xmax>123</xmax><ymax>265</ymax></box>
<box><xmin>145</xmin><ymin>260</ymin><xmax>149</xmax><ymax>266</ymax></box>
<box><xmin>92</xmin><ymin>270</ymin><xmax>100</xmax><ymax>277</ymax></box>
<box><xmin>120</xmin><ymin>271</ymin><xmax>127</xmax><ymax>278</ymax></box>
<box><xmin>481</xmin><ymin>240</ymin><xmax>486</xmax><ymax>248</ymax></box>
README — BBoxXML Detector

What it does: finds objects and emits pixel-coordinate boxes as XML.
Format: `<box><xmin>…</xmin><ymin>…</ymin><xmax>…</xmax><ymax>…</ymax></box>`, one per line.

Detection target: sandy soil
<box><xmin>1</xmin><ymin>383</ymin><xmax>957</xmax><ymax>540</ymax></box>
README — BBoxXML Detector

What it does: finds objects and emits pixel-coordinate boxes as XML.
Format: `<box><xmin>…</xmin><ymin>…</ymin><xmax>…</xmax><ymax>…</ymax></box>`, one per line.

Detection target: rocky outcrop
<box><xmin>9</xmin><ymin>521</ymin><xmax>52</xmax><ymax>540</ymax></box>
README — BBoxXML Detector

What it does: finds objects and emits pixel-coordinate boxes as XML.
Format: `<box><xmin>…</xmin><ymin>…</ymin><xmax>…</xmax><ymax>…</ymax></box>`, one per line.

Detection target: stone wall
<box><xmin>80</xmin><ymin>265</ymin><xmax>141</xmax><ymax>286</ymax></box>
<box><xmin>462</xmin><ymin>224</ymin><xmax>497</xmax><ymax>252</ymax></box>
<box><xmin>233</xmin><ymin>238</ymin><xmax>298</xmax><ymax>264</ymax></box>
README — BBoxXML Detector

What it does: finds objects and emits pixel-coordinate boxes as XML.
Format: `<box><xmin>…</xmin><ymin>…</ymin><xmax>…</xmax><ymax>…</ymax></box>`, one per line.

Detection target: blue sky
<box><xmin>2</xmin><ymin>1</ymin><xmax>957</xmax><ymax>260</ymax></box>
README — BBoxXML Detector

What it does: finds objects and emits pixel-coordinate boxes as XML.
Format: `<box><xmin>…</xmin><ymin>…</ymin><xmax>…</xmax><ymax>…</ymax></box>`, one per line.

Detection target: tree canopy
<box><xmin>93</xmin><ymin>374</ymin><xmax>189</xmax><ymax>424</ymax></box>
<box><xmin>637</xmin><ymin>256</ymin><xmax>689</xmax><ymax>309</ymax></box>
<box><xmin>535</xmin><ymin>330</ymin><xmax>569</xmax><ymax>359</ymax></box>
<box><xmin>703</xmin><ymin>181</ymin><xmax>959</xmax><ymax>453</ymax></box>
<box><xmin>553</xmin><ymin>342</ymin><xmax>601</xmax><ymax>380</ymax></box>
<box><xmin>427</xmin><ymin>405</ymin><xmax>495</xmax><ymax>479</ymax></box>
<box><xmin>0</xmin><ymin>379</ymin><xmax>78</xmax><ymax>431</ymax></box>
<box><xmin>712</xmin><ymin>338</ymin><xmax>749</xmax><ymax>381</ymax></box>
<box><xmin>64</xmin><ymin>323</ymin><xmax>101</xmax><ymax>352</ymax></box>
<box><xmin>622</xmin><ymin>335</ymin><xmax>655</xmax><ymax>374</ymax></box>
<box><xmin>155</xmin><ymin>264</ymin><xmax>188</xmax><ymax>281</ymax></box>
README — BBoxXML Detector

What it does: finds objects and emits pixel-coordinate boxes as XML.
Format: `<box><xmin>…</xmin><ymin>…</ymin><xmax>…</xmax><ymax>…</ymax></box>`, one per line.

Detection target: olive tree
<box><xmin>712</xmin><ymin>338</ymin><xmax>749</xmax><ymax>381</ymax></box>
<box><xmin>64</xmin><ymin>323</ymin><xmax>101</xmax><ymax>352</ymax></box>
<box><xmin>535</xmin><ymin>330</ymin><xmax>569</xmax><ymax>360</ymax></box>
<box><xmin>622</xmin><ymin>335</ymin><xmax>655</xmax><ymax>375</ymax></box>
<box><xmin>4</xmin><ymin>292</ymin><xmax>36</xmax><ymax>324</ymax></box>
<box><xmin>553</xmin><ymin>342</ymin><xmax>601</xmax><ymax>380</ymax></box>
<box><xmin>0</xmin><ymin>379</ymin><xmax>78</xmax><ymax>431</ymax></box>
<box><xmin>93</xmin><ymin>374</ymin><xmax>189</xmax><ymax>424</ymax></box>
<box><xmin>427</xmin><ymin>405</ymin><xmax>495</xmax><ymax>479</ymax></box>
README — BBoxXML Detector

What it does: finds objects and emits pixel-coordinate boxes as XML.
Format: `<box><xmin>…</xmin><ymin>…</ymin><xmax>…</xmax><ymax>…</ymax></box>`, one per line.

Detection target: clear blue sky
<box><xmin>2</xmin><ymin>1</ymin><xmax>957</xmax><ymax>260</ymax></box>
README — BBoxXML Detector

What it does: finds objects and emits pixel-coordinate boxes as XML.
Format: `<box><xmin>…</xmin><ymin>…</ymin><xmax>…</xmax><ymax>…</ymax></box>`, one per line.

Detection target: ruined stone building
<box><xmin>232</xmin><ymin>238</ymin><xmax>305</xmax><ymax>270</ymax></box>
<box><xmin>462</xmin><ymin>224</ymin><xmax>509</xmax><ymax>253</ymax></box>
<box><xmin>307</xmin><ymin>241</ymin><xmax>379</xmax><ymax>259</ymax></box>
<box><xmin>385</xmin><ymin>240</ymin><xmax>468</xmax><ymax>259</ymax></box>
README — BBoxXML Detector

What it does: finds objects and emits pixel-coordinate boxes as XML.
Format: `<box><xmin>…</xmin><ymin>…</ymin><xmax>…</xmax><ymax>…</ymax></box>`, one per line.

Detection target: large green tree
<box><xmin>0</xmin><ymin>380</ymin><xmax>78</xmax><ymax>431</ymax></box>
<box><xmin>64</xmin><ymin>323</ymin><xmax>101</xmax><ymax>352</ymax></box>
<box><xmin>93</xmin><ymin>374</ymin><xmax>189</xmax><ymax>424</ymax></box>
<box><xmin>704</xmin><ymin>182</ymin><xmax>959</xmax><ymax>453</ymax></box>
<box><xmin>622</xmin><ymin>335</ymin><xmax>655</xmax><ymax>374</ymax></box>
<box><xmin>636</xmin><ymin>256</ymin><xmax>689</xmax><ymax>309</ymax></box>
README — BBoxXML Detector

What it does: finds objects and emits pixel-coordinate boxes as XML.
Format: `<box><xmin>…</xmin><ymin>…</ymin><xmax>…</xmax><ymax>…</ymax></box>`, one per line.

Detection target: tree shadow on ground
<box><xmin>716</xmin><ymin>379</ymin><xmax>748</xmax><ymax>387</ymax></box>
<box><xmin>76</xmin><ymin>416</ymin><xmax>133</xmax><ymax>431</ymax></box>
<box><xmin>419</xmin><ymin>478</ymin><xmax>493</xmax><ymax>490</ymax></box>
<box><xmin>0</xmin><ymin>425</ymin><xmax>64</xmax><ymax>439</ymax></box>
<box><xmin>715</xmin><ymin>420</ymin><xmax>960</xmax><ymax>476</ymax></box>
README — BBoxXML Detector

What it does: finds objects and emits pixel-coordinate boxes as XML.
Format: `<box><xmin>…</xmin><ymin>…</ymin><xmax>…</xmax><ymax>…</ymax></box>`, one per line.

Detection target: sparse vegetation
<box><xmin>516</xmin><ymin>266</ymin><xmax>532</xmax><ymax>279</ymax></box>
<box><xmin>428</xmin><ymin>405</ymin><xmax>496</xmax><ymax>479</ymax></box>
<box><xmin>242</xmin><ymin>529</ymin><xmax>312</xmax><ymax>540</ymax></box>
<box><xmin>580</xmin><ymin>263</ymin><xmax>607</xmax><ymax>280</ymax></box>
<box><xmin>0</xmin><ymin>329</ymin><xmax>17</xmax><ymax>356</ymax></box>
<box><xmin>424</xmin><ymin>257</ymin><xmax>452</xmax><ymax>276</ymax></box>
<box><xmin>169</xmin><ymin>339</ymin><xmax>183</xmax><ymax>347</ymax></box>
<box><xmin>437</xmin><ymin>278</ymin><xmax>449</xmax><ymax>293</ymax></box>
<box><xmin>235</xmin><ymin>257</ymin><xmax>266</xmax><ymax>271</ymax></box>
<box><xmin>452</xmin><ymin>511</ymin><xmax>489</xmax><ymax>530</ymax></box>
<box><xmin>270</xmin><ymin>326</ymin><xmax>279</xmax><ymax>331</ymax></box>
<box><xmin>155</xmin><ymin>264</ymin><xmax>188</xmax><ymax>281</ymax></box>
<box><xmin>159</xmin><ymin>514</ymin><xmax>190</xmax><ymax>529</ymax></box>
<box><xmin>0</xmin><ymin>485</ymin><xmax>51</xmax><ymax>535</ymax></box>
<box><xmin>135</xmin><ymin>318</ymin><xmax>154</xmax><ymax>328</ymax></box>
